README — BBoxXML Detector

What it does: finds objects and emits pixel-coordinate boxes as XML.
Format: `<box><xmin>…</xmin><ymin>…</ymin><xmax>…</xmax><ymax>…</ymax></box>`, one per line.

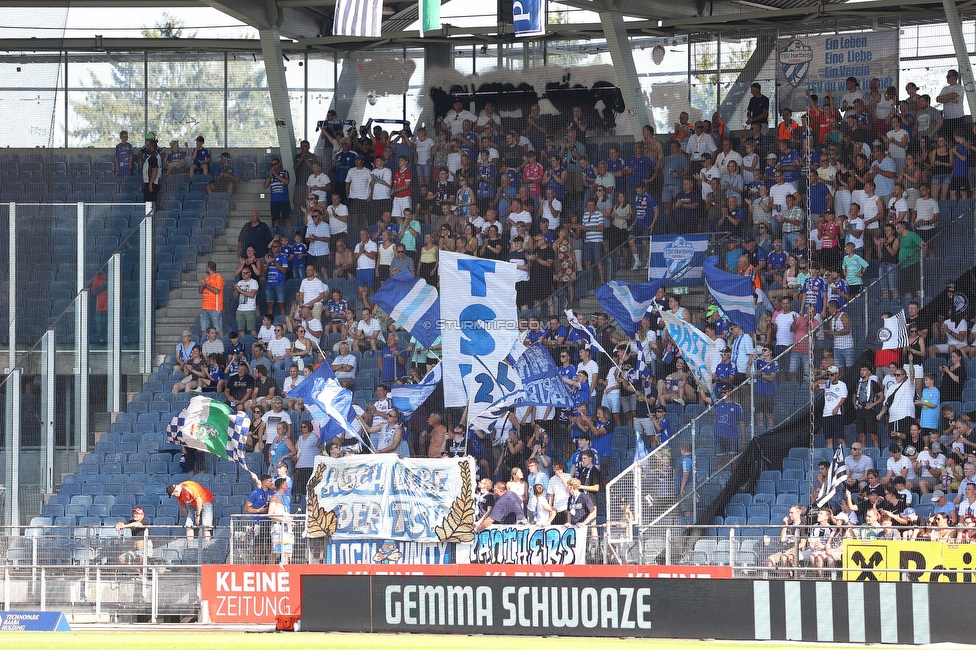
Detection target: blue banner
<box><xmin>0</xmin><ymin>612</ymin><xmax>71</xmax><ymax>632</ymax></box>
<box><xmin>649</xmin><ymin>234</ymin><xmax>709</xmax><ymax>285</ymax></box>
<box><xmin>658</xmin><ymin>310</ymin><xmax>716</xmax><ymax>393</ymax></box>
<box><xmin>513</xmin><ymin>0</ymin><xmax>546</xmax><ymax>38</ymax></box>
<box><xmin>512</xmin><ymin>344</ymin><xmax>574</xmax><ymax>408</ymax></box>
<box><xmin>596</xmin><ymin>279</ymin><xmax>664</xmax><ymax>337</ymax></box>
<box><xmin>703</xmin><ymin>257</ymin><xmax>757</xmax><ymax>333</ymax></box>
<box><xmin>372</xmin><ymin>272</ymin><xmax>440</xmax><ymax>350</ymax></box>
<box><xmin>324</xmin><ymin>538</ymin><xmax>457</xmax><ymax>564</ymax></box>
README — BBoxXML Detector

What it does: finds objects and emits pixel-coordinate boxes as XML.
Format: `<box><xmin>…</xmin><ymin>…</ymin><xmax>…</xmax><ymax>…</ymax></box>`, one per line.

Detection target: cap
<box><xmin>145</xmin><ymin>132</ymin><xmax>156</xmax><ymax>141</ymax></box>
<box><xmin>904</xmin><ymin>508</ymin><xmax>917</xmax><ymax>516</ymax></box>
<box><xmin>721</xmin><ymin>347</ymin><xmax>732</xmax><ymax>354</ymax></box>
<box><xmin>889</xmin><ymin>442</ymin><xmax>901</xmax><ymax>453</ymax></box>
<box><xmin>742</xmin><ymin>236</ymin><xmax>755</xmax><ymax>243</ymax></box>
<box><xmin>867</xmin><ymin>487</ymin><xmax>880</xmax><ymax>495</ymax></box>
<box><xmin>767</xmin><ymin>152</ymin><xmax>778</xmax><ymax>159</ymax></box>
<box><xmin>170</xmin><ymin>139</ymin><xmax>179</xmax><ymax>146</ymax></box>
<box><xmin>932</xmin><ymin>441</ymin><xmax>943</xmax><ymax>453</ymax></box>
<box><xmin>654</xmin><ymin>404</ymin><xmax>667</xmax><ymax>412</ymax></box>
<box><xmin>706</xmin><ymin>305</ymin><xmax>721</xmax><ymax>317</ymax></box>
<box><xmin>827</xmin><ymin>365</ymin><xmax>840</xmax><ymax>374</ymax></box>
<box><xmin>132</xmin><ymin>507</ymin><xmax>145</xmax><ymax>515</ymax></box>
<box><xmin>718</xmin><ymin>383</ymin><xmax>732</xmax><ymax>392</ymax></box>
<box><xmin>195</xmin><ymin>135</ymin><xmax>205</xmax><ymax>142</ymax></box>
<box><xmin>833</xmin><ymin>512</ymin><xmax>849</xmax><ymax>522</ymax></box>
<box><xmin>933</xmin><ymin>489</ymin><xmax>946</xmax><ymax>499</ymax></box>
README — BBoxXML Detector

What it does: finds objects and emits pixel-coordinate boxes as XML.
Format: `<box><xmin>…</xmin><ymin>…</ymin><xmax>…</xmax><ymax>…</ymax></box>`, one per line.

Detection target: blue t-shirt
<box><xmin>803</xmin><ymin>276</ymin><xmax>828</xmax><ymax>313</ymax></box>
<box><xmin>266</xmin><ymin>252</ymin><xmax>289</xmax><ymax>286</ymax></box>
<box><xmin>380</xmin><ymin>345</ymin><xmax>406</xmax><ymax>381</ymax></box>
<box><xmin>954</xmin><ymin>143</ymin><xmax>968</xmax><ymax>178</ymax></box>
<box><xmin>662</xmin><ymin>154</ymin><xmax>688</xmax><ymax>187</ymax></box>
<box><xmin>334</xmin><ymin>150</ymin><xmax>358</xmax><ymax>184</ymax></box>
<box><xmin>714</xmin><ymin>401</ymin><xmax>743</xmax><ymax>439</ymax></box>
<box><xmin>627</xmin><ymin>155</ymin><xmax>653</xmax><ymax>188</ymax></box>
<box><xmin>657</xmin><ymin>416</ymin><xmax>672</xmax><ymax>443</ymax></box>
<box><xmin>634</xmin><ymin>193</ymin><xmax>658</xmax><ymax>229</ymax></box>
<box><xmin>755</xmin><ymin>359</ymin><xmax>779</xmax><ymax>395</ymax></box>
<box><xmin>714</xmin><ymin>362</ymin><xmax>736</xmax><ymax>388</ymax></box>
<box><xmin>193</xmin><ymin>146</ymin><xmax>211</xmax><ymax>165</ymax></box>
<box><xmin>590</xmin><ymin>418</ymin><xmax>613</xmax><ymax>459</ymax></box>
<box><xmin>268</xmin><ymin>168</ymin><xmax>289</xmax><ymax>203</ymax></box>
<box><xmin>919</xmin><ymin>386</ymin><xmax>941</xmax><ymax>429</ymax></box>
<box><xmin>115</xmin><ymin>142</ymin><xmax>134</xmax><ymax>175</ymax></box>
<box><xmin>546</xmin><ymin>166</ymin><xmax>567</xmax><ymax>200</ymax></box>
<box><xmin>291</xmin><ymin>243</ymin><xmax>308</xmax><ymax>265</ymax></box>
<box><xmin>247</xmin><ymin>488</ymin><xmax>275</xmax><ymax>521</ymax></box>
<box><xmin>778</xmin><ymin>149</ymin><xmax>800</xmax><ymax>184</ymax></box>
<box><xmin>477</xmin><ymin>163</ymin><xmax>496</xmax><ymax>199</ymax></box>
<box><xmin>808</xmin><ymin>182</ymin><xmax>832</xmax><ymax>214</ymax></box>
<box><xmin>767</xmin><ymin>250</ymin><xmax>788</xmax><ymax>271</ymax></box>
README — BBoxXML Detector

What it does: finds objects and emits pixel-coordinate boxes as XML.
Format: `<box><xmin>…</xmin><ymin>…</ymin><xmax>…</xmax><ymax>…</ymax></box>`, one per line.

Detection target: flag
<box><xmin>649</xmin><ymin>234</ymin><xmax>709</xmax><ymax>284</ymax></box>
<box><xmin>866</xmin><ymin>311</ymin><xmax>908</xmax><ymax>350</ymax></box>
<box><xmin>333</xmin><ymin>0</ymin><xmax>383</xmax><ymax>37</ymax></box>
<box><xmin>657</xmin><ymin>309</ymin><xmax>716</xmax><ymax>393</ymax></box>
<box><xmin>634</xmin><ymin>430</ymin><xmax>649</xmax><ymax>464</ymax></box>
<box><xmin>816</xmin><ymin>445</ymin><xmax>848</xmax><ymax>508</ymax></box>
<box><xmin>390</xmin><ymin>363</ymin><xmax>442</xmax><ymax>418</ymax></box>
<box><xmin>564</xmin><ymin>309</ymin><xmax>611</xmax><ymax>360</ymax></box>
<box><xmin>703</xmin><ymin>256</ymin><xmax>757</xmax><ymax>332</ymax></box>
<box><xmin>595</xmin><ymin>279</ymin><xmax>664</xmax><ymax>337</ymax></box>
<box><xmin>166</xmin><ymin>396</ymin><xmax>250</xmax><ymax>470</ymax></box>
<box><xmin>286</xmin><ymin>361</ymin><xmax>367</xmax><ymax>448</ymax></box>
<box><xmin>467</xmin><ymin>345</ymin><xmax>574</xmax><ymax>430</ymax></box>
<box><xmin>372</xmin><ymin>272</ymin><xmax>440</xmax><ymax>350</ymax></box>
<box><xmin>419</xmin><ymin>0</ymin><xmax>440</xmax><ymax>35</ymax></box>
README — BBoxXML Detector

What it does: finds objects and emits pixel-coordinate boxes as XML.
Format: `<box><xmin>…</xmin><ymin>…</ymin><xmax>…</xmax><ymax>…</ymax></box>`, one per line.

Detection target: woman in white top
<box><xmin>268</xmin><ymin>324</ymin><xmax>293</xmax><ymax>369</ymax></box>
<box><xmin>293</xmin><ymin>420</ymin><xmax>321</xmax><ymax>507</ymax></box>
<box><xmin>741</xmin><ymin>140</ymin><xmax>759</xmax><ymax>185</ymax></box>
<box><xmin>359</xmin><ymin>408</ymin><xmax>408</xmax><ymax>457</ymax></box>
<box><xmin>750</xmin><ymin>183</ymin><xmax>773</xmax><ymax>230</ymax></box>
<box><xmin>884</xmin><ymin>115</ymin><xmax>909</xmax><ymax>172</ymax></box>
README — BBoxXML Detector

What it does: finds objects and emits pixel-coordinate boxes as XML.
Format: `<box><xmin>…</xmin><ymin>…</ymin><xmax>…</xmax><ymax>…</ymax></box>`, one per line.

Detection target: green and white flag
<box><xmin>419</xmin><ymin>0</ymin><xmax>440</xmax><ymax>36</ymax></box>
<box><xmin>166</xmin><ymin>396</ymin><xmax>250</xmax><ymax>469</ymax></box>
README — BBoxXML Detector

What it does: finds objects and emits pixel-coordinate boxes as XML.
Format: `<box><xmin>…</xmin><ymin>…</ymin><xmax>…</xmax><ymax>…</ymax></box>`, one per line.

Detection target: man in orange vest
<box><xmin>198</xmin><ymin>260</ymin><xmax>225</xmax><ymax>338</ymax></box>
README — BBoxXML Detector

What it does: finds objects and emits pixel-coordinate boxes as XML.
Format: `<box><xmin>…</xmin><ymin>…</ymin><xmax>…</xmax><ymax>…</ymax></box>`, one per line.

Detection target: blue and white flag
<box><xmin>287</xmin><ymin>361</ymin><xmax>367</xmax><ymax>448</ymax></box>
<box><xmin>564</xmin><ymin>309</ymin><xmax>611</xmax><ymax>361</ymax></box>
<box><xmin>440</xmin><ymin>251</ymin><xmax>520</xmax><ymax>409</ymax></box>
<box><xmin>703</xmin><ymin>257</ymin><xmax>757</xmax><ymax>333</ymax></box>
<box><xmin>333</xmin><ymin>0</ymin><xmax>383</xmax><ymax>37</ymax></box>
<box><xmin>649</xmin><ymin>234</ymin><xmax>709</xmax><ymax>285</ymax></box>
<box><xmin>512</xmin><ymin>0</ymin><xmax>546</xmax><ymax>37</ymax></box>
<box><xmin>372</xmin><ymin>272</ymin><xmax>440</xmax><ymax>350</ymax></box>
<box><xmin>658</xmin><ymin>309</ymin><xmax>716</xmax><ymax>393</ymax></box>
<box><xmin>390</xmin><ymin>363</ymin><xmax>442</xmax><ymax>418</ymax></box>
<box><xmin>469</xmin><ymin>345</ymin><xmax>574</xmax><ymax>430</ymax></box>
<box><xmin>595</xmin><ymin>279</ymin><xmax>664</xmax><ymax>337</ymax></box>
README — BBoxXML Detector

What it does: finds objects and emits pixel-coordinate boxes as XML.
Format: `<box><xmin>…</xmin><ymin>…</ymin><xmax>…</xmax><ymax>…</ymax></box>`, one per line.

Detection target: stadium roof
<box><xmin>0</xmin><ymin>0</ymin><xmax>967</xmax><ymax>53</ymax></box>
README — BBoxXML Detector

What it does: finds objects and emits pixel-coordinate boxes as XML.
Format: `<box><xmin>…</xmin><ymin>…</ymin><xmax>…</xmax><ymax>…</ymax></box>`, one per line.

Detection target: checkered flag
<box><xmin>815</xmin><ymin>445</ymin><xmax>848</xmax><ymax>508</ymax></box>
<box><xmin>166</xmin><ymin>396</ymin><xmax>251</xmax><ymax>472</ymax></box>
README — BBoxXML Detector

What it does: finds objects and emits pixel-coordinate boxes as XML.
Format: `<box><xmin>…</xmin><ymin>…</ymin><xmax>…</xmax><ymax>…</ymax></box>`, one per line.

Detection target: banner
<box><xmin>649</xmin><ymin>234</ymin><xmax>709</xmax><ymax>285</ymax></box>
<box><xmin>776</xmin><ymin>31</ymin><xmax>898</xmax><ymax>111</ymax></box>
<box><xmin>285</xmin><ymin>360</ymin><xmax>364</xmax><ymax>447</ymax></box>
<box><xmin>703</xmin><ymin>257</ymin><xmax>757</xmax><ymax>333</ymax></box>
<box><xmin>866</xmin><ymin>311</ymin><xmax>908</xmax><ymax>351</ymax></box>
<box><xmin>843</xmin><ymin>539</ymin><xmax>976</xmax><ymax>582</ymax></box>
<box><xmin>513</xmin><ymin>0</ymin><xmax>547</xmax><ymax>38</ymax></box>
<box><xmin>439</xmin><ymin>251</ymin><xmax>520</xmax><ymax>409</ymax></box>
<box><xmin>305</xmin><ymin>454</ymin><xmax>478</xmax><ymax>543</ymax></box>
<box><xmin>390</xmin><ymin>363</ymin><xmax>442</xmax><ymax>418</ymax></box>
<box><xmin>658</xmin><ymin>309</ymin><xmax>716</xmax><ymax>393</ymax></box>
<box><xmin>325</xmin><ymin>538</ymin><xmax>458</xmax><ymax>564</ymax></box>
<box><xmin>468</xmin><ymin>525</ymin><xmax>586</xmax><ymax>565</ymax></box>
<box><xmin>372</xmin><ymin>271</ymin><xmax>440</xmax><ymax>350</ymax></box>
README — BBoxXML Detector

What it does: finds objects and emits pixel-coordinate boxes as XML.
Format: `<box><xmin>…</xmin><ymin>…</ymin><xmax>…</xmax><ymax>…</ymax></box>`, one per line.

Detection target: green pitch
<box><xmin>0</xmin><ymin>632</ymin><xmax>870</xmax><ymax>649</ymax></box>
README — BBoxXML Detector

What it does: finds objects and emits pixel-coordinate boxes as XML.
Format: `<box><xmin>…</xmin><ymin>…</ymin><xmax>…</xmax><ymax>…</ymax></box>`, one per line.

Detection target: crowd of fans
<box><xmin>123</xmin><ymin>68</ymin><xmax>976</xmax><ymax>552</ymax></box>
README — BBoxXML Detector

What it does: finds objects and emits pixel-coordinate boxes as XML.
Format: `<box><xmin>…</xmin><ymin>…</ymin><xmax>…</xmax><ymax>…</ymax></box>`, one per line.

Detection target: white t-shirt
<box><xmin>306</xmin><ymin>172</ymin><xmax>332</xmax><ymax>201</ymax></box>
<box><xmin>940</xmin><ymin>83</ymin><xmax>965</xmax><ymax>118</ymax></box>
<box><xmin>769</xmin><ymin>182</ymin><xmax>798</xmax><ymax>215</ymax></box>
<box><xmin>886</xmin><ymin>128</ymin><xmax>908</xmax><ymax>158</ymax></box>
<box><xmin>236</xmin><ymin>278</ymin><xmax>258</xmax><ymax>312</ymax></box>
<box><xmin>916</xmin><ymin>450</ymin><xmax>946</xmax><ymax>479</ymax></box>
<box><xmin>773</xmin><ymin>311</ymin><xmax>797</xmax><ymax>347</ymax></box>
<box><xmin>370</xmin><ymin>167</ymin><xmax>393</xmax><ymax>200</ymax></box>
<box><xmin>577</xmin><ymin>360</ymin><xmax>600</xmax><ymax>397</ymax></box>
<box><xmin>541</xmin><ymin>198</ymin><xmax>562</xmax><ymax>228</ymax></box>
<box><xmin>846</xmin><ymin>216</ymin><xmax>865</xmax><ymax>248</ymax></box>
<box><xmin>841</xmin><ymin>90</ymin><xmax>864</xmax><ymax>116</ymax></box>
<box><xmin>332</xmin><ymin>353</ymin><xmax>357</xmax><ymax>381</ymax></box>
<box><xmin>282</xmin><ymin>375</ymin><xmax>303</xmax><ymax>396</ymax></box>
<box><xmin>327</xmin><ymin>202</ymin><xmax>349</xmax><ymax>235</ymax></box>
<box><xmin>298</xmin><ymin>277</ymin><xmax>328</xmax><ymax>307</ymax></box>
<box><xmin>888</xmin><ymin>197</ymin><xmax>909</xmax><ymax>223</ymax></box>
<box><xmin>508</xmin><ymin>210</ymin><xmax>532</xmax><ymax>240</ymax></box>
<box><xmin>268</xmin><ymin>336</ymin><xmax>291</xmax><ymax>359</ymax></box>
<box><xmin>413</xmin><ymin>137</ymin><xmax>434</xmax><ymax>165</ymax></box>
<box><xmin>306</xmin><ymin>220</ymin><xmax>331</xmax><ymax>256</ymax></box>
<box><xmin>355</xmin><ymin>240</ymin><xmax>378</xmax><ymax>269</ymax></box>
<box><xmin>302</xmin><ymin>318</ymin><xmax>323</xmax><ymax>343</ymax></box>
<box><xmin>944</xmin><ymin>318</ymin><xmax>968</xmax><ymax>347</ymax></box>
<box><xmin>356</xmin><ymin>318</ymin><xmax>382</xmax><ymax>341</ymax></box>
<box><xmin>447</xmin><ymin>152</ymin><xmax>463</xmax><ymax>178</ymax></box>
<box><xmin>823</xmin><ymin>381</ymin><xmax>847</xmax><ymax>417</ymax></box>
<box><xmin>261</xmin><ymin>409</ymin><xmax>289</xmax><ymax>443</ymax></box>
<box><xmin>914</xmin><ymin>198</ymin><xmax>939</xmax><ymax>231</ymax></box>
<box><xmin>886</xmin><ymin>455</ymin><xmax>917</xmax><ymax>481</ymax></box>
<box><xmin>346</xmin><ymin>167</ymin><xmax>372</xmax><ymax>199</ymax></box>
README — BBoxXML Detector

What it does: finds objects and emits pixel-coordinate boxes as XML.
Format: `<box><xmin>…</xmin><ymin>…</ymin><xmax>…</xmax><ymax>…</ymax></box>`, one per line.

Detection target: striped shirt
<box><xmin>582</xmin><ymin>210</ymin><xmax>604</xmax><ymax>243</ymax></box>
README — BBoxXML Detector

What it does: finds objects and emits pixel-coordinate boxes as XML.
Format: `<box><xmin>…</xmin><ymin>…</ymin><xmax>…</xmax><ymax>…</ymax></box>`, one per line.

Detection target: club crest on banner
<box><xmin>188</xmin><ymin>421</ymin><xmax>220</xmax><ymax>442</ymax></box>
<box><xmin>663</xmin><ymin>236</ymin><xmax>696</xmax><ymax>278</ymax></box>
<box><xmin>779</xmin><ymin>40</ymin><xmax>813</xmax><ymax>87</ymax></box>
<box><xmin>877</xmin><ymin>327</ymin><xmax>892</xmax><ymax>343</ymax></box>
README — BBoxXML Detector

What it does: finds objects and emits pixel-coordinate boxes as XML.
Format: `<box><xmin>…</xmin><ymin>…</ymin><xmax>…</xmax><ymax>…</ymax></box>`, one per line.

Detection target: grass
<box><xmin>0</xmin><ymin>632</ymin><xmax>880</xmax><ymax>650</ymax></box>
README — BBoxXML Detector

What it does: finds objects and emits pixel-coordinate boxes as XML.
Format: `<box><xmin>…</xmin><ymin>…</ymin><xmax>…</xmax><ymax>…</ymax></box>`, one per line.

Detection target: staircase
<box><xmin>153</xmin><ymin>179</ymin><xmax>269</xmax><ymax>356</ymax></box>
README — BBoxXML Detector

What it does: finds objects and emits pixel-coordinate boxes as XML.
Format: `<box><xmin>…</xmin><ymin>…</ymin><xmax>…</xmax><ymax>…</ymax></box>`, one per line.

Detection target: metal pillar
<box><xmin>6</xmin><ymin>203</ymin><xmax>15</xmax><ymax>373</ymax></box>
<box><xmin>75</xmin><ymin>203</ymin><xmax>89</xmax><ymax>453</ymax></box>
<box><xmin>139</xmin><ymin>205</ymin><xmax>154</xmax><ymax>373</ymax></box>
<box><xmin>259</xmin><ymin>28</ymin><xmax>299</xmax><ymax>185</ymax></box>
<box><xmin>718</xmin><ymin>36</ymin><xmax>777</xmax><ymax>122</ymax></box>
<box><xmin>41</xmin><ymin>330</ymin><xmax>56</xmax><ymax>495</ymax></box>
<box><xmin>5</xmin><ymin>368</ymin><xmax>21</xmax><ymax>526</ymax></box>
<box><xmin>599</xmin><ymin>11</ymin><xmax>651</xmax><ymax>138</ymax></box>
<box><xmin>107</xmin><ymin>253</ymin><xmax>121</xmax><ymax>414</ymax></box>
<box><xmin>943</xmin><ymin>0</ymin><xmax>976</xmax><ymax>121</ymax></box>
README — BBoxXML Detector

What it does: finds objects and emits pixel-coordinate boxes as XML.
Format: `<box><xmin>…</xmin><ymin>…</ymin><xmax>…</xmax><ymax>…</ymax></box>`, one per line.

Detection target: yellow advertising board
<box><xmin>843</xmin><ymin>539</ymin><xmax>976</xmax><ymax>582</ymax></box>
